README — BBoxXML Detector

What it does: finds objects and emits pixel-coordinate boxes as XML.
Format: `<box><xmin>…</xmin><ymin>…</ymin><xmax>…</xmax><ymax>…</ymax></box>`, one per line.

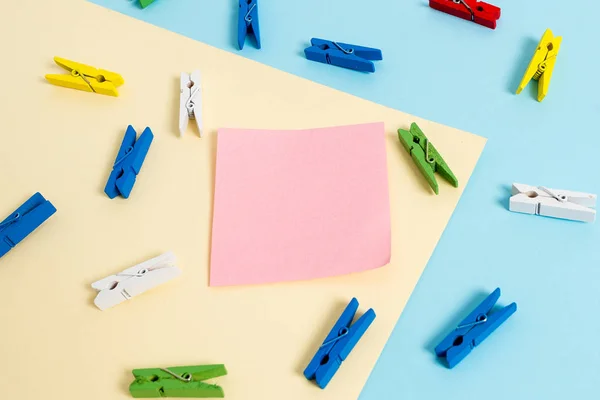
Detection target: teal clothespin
<box><xmin>398</xmin><ymin>122</ymin><xmax>458</xmax><ymax>195</ymax></box>
<box><xmin>129</xmin><ymin>365</ymin><xmax>227</xmax><ymax>398</ymax></box>
<box><xmin>139</xmin><ymin>0</ymin><xmax>156</xmax><ymax>8</ymax></box>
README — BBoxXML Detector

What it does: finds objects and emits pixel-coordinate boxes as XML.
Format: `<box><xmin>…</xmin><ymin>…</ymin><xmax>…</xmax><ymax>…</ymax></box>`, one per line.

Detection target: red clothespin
<box><xmin>429</xmin><ymin>0</ymin><xmax>501</xmax><ymax>29</ymax></box>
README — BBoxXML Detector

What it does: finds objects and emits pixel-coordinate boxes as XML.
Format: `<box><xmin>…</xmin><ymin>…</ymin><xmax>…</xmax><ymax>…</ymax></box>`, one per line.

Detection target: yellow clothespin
<box><xmin>516</xmin><ymin>29</ymin><xmax>562</xmax><ymax>102</ymax></box>
<box><xmin>45</xmin><ymin>57</ymin><xmax>124</xmax><ymax>97</ymax></box>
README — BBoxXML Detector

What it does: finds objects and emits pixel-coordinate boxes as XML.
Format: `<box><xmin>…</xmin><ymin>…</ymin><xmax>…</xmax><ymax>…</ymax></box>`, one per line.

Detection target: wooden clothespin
<box><xmin>105</xmin><ymin>126</ymin><xmax>154</xmax><ymax>199</ymax></box>
<box><xmin>92</xmin><ymin>252</ymin><xmax>181</xmax><ymax>310</ymax></box>
<box><xmin>398</xmin><ymin>123</ymin><xmax>458</xmax><ymax>195</ymax></box>
<box><xmin>435</xmin><ymin>288</ymin><xmax>517</xmax><ymax>368</ymax></box>
<box><xmin>510</xmin><ymin>183</ymin><xmax>596</xmax><ymax>223</ymax></box>
<box><xmin>45</xmin><ymin>57</ymin><xmax>124</xmax><ymax>96</ymax></box>
<box><xmin>304</xmin><ymin>298</ymin><xmax>376</xmax><ymax>389</ymax></box>
<box><xmin>304</xmin><ymin>39</ymin><xmax>383</xmax><ymax>73</ymax></box>
<box><xmin>140</xmin><ymin>0</ymin><xmax>156</xmax><ymax>8</ymax></box>
<box><xmin>429</xmin><ymin>0</ymin><xmax>501</xmax><ymax>29</ymax></box>
<box><xmin>0</xmin><ymin>193</ymin><xmax>56</xmax><ymax>259</ymax></box>
<box><xmin>180</xmin><ymin>71</ymin><xmax>203</xmax><ymax>137</ymax></box>
<box><xmin>516</xmin><ymin>29</ymin><xmax>562</xmax><ymax>102</ymax></box>
<box><xmin>129</xmin><ymin>364</ymin><xmax>227</xmax><ymax>398</ymax></box>
<box><xmin>238</xmin><ymin>0</ymin><xmax>260</xmax><ymax>50</ymax></box>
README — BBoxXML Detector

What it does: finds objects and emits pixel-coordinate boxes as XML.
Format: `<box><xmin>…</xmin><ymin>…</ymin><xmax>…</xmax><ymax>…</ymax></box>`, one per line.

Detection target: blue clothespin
<box><xmin>104</xmin><ymin>125</ymin><xmax>154</xmax><ymax>199</ymax></box>
<box><xmin>304</xmin><ymin>298</ymin><xmax>376</xmax><ymax>389</ymax></box>
<box><xmin>304</xmin><ymin>38</ymin><xmax>383</xmax><ymax>73</ymax></box>
<box><xmin>435</xmin><ymin>288</ymin><xmax>517</xmax><ymax>368</ymax></box>
<box><xmin>0</xmin><ymin>193</ymin><xmax>56</xmax><ymax>259</ymax></box>
<box><xmin>238</xmin><ymin>0</ymin><xmax>260</xmax><ymax>50</ymax></box>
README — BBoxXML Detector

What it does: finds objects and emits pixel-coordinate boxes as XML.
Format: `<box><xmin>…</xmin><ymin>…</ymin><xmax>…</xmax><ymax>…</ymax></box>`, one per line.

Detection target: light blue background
<box><xmin>88</xmin><ymin>0</ymin><xmax>600</xmax><ymax>398</ymax></box>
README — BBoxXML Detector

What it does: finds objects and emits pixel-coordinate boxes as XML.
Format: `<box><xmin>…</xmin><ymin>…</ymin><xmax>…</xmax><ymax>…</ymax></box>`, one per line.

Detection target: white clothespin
<box><xmin>92</xmin><ymin>252</ymin><xmax>181</xmax><ymax>310</ymax></box>
<box><xmin>510</xmin><ymin>183</ymin><xmax>597</xmax><ymax>223</ymax></box>
<box><xmin>179</xmin><ymin>71</ymin><xmax>203</xmax><ymax>137</ymax></box>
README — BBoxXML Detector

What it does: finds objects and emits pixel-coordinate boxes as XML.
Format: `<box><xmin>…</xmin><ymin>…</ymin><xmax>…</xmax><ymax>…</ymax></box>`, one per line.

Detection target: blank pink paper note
<box><xmin>210</xmin><ymin>122</ymin><xmax>391</xmax><ymax>286</ymax></box>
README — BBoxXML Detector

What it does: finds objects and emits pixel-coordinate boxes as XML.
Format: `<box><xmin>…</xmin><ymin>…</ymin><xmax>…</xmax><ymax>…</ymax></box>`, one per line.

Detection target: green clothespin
<box><xmin>398</xmin><ymin>123</ymin><xmax>458</xmax><ymax>195</ymax></box>
<box><xmin>139</xmin><ymin>0</ymin><xmax>156</xmax><ymax>8</ymax></box>
<box><xmin>129</xmin><ymin>364</ymin><xmax>227</xmax><ymax>398</ymax></box>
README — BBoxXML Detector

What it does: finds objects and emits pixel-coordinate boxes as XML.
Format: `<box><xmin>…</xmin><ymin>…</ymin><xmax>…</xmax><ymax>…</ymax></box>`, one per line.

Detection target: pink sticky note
<box><xmin>210</xmin><ymin>122</ymin><xmax>391</xmax><ymax>286</ymax></box>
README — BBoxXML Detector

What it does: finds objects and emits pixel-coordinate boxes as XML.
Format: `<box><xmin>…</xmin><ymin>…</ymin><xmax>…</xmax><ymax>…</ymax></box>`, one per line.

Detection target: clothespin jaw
<box><xmin>0</xmin><ymin>193</ymin><xmax>56</xmax><ymax>259</ymax></box>
<box><xmin>429</xmin><ymin>0</ymin><xmax>501</xmax><ymax>29</ymax></box>
<box><xmin>516</xmin><ymin>29</ymin><xmax>562</xmax><ymax>102</ymax></box>
<box><xmin>92</xmin><ymin>252</ymin><xmax>181</xmax><ymax>310</ymax></box>
<box><xmin>180</xmin><ymin>71</ymin><xmax>203</xmax><ymax>137</ymax></box>
<box><xmin>435</xmin><ymin>288</ymin><xmax>517</xmax><ymax>368</ymax></box>
<box><xmin>304</xmin><ymin>298</ymin><xmax>376</xmax><ymax>389</ymax></box>
<box><xmin>130</xmin><ymin>364</ymin><xmax>227</xmax><ymax>398</ymax></box>
<box><xmin>238</xmin><ymin>0</ymin><xmax>261</xmax><ymax>50</ymax></box>
<box><xmin>509</xmin><ymin>183</ymin><xmax>596</xmax><ymax>223</ymax></box>
<box><xmin>304</xmin><ymin>38</ymin><xmax>383</xmax><ymax>73</ymax></box>
<box><xmin>139</xmin><ymin>0</ymin><xmax>156</xmax><ymax>8</ymax></box>
<box><xmin>45</xmin><ymin>57</ymin><xmax>124</xmax><ymax>97</ymax></box>
<box><xmin>398</xmin><ymin>123</ymin><xmax>458</xmax><ymax>195</ymax></box>
<box><xmin>104</xmin><ymin>125</ymin><xmax>154</xmax><ymax>199</ymax></box>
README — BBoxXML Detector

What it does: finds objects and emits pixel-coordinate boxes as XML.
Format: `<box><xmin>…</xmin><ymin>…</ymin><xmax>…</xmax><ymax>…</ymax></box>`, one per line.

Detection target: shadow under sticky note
<box><xmin>210</xmin><ymin>123</ymin><xmax>391</xmax><ymax>286</ymax></box>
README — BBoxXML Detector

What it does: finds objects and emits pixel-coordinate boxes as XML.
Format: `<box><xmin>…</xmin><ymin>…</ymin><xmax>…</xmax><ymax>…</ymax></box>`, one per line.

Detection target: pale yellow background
<box><xmin>0</xmin><ymin>1</ymin><xmax>485</xmax><ymax>399</ymax></box>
